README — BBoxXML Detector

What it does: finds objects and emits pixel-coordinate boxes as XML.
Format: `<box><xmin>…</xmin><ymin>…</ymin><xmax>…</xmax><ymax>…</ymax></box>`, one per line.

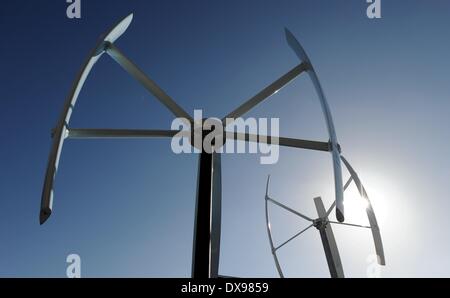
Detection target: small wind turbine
<box><xmin>264</xmin><ymin>156</ymin><xmax>385</xmax><ymax>278</ymax></box>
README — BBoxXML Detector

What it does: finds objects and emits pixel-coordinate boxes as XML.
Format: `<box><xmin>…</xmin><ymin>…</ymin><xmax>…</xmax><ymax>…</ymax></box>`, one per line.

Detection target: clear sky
<box><xmin>1</xmin><ymin>0</ymin><xmax>450</xmax><ymax>277</ymax></box>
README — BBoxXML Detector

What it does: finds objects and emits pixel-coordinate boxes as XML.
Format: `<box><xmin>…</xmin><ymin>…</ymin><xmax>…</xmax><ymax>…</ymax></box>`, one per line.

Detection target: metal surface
<box><xmin>275</xmin><ymin>224</ymin><xmax>314</xmax><ymax>251</ymax></box>
<box><xmin>211</xmin><ymin>152</ymin><xmax>222</xmax><ymax>277</ymax></box>
<box><xmin>40</xmin><ymin>14</ymin><xmax>382</xmax><ymax>278</ymax></box>
<box><xmin>264</xmin><ymin>173</ymin><xmax>383</xmax><ymax>277</ymax></box>
<box><xmin>266</xmin><ymin>197</ymin><xmax>313</xmax><ymax>222</ymax></box>
<box><xmin>340</xmin><ymin>156</ymin><xmax>386</xmax><ymax>265</ymax></box>
<box><xmin>328</xmin><ymin>221</ymin><xmax>371</xmax><ymax>229</ymax></box>
<box><xmin>313</xmin><ymin>197</ymin><xmax>345</xmax><ymax>278</ymax></box>
<box><xmin>264</xmin><ymin>176</ymin><xmax>285</xmax><ymax>278</ymax></box>
<box><xmin>105</xmin><ymin>43</ymin><xmax>193</xmax><ymax>123</ymax></box>
<box><xmin>39</xmin><ymin>14</ymin><xmax>134</xmax><ymax>225</ymax></box>
<box><xmin>192</xmin><ymin>152</ymin><xmax>222</xmax><ymax>278</ymax></box>
<box><xmin>325</xmin><ymin>176</ymin><xmax>353</xmax><ymax>218</ymax></box>
<box><xmin>223</xmin><ymin>63</ymin><xmax>308</xmax><ymax>121</ymax></box>
<box><xmin>224</xmin><ymin>132</ymin><xmax>330</xmax><ymax>152</ymax></box>
<box><xmin>285</xmin><ymin>28</ymin><xmax>345</xmax><ymax>222</ymax></box>
<box><xmin>68</xmin><ymin>128</ymin><xmax>183</xmax><ymax>139</ymax></box>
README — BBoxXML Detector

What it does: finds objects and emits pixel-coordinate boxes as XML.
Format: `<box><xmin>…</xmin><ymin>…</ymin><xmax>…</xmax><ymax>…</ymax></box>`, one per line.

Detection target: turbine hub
<box><xmin>188</xmin><ymin>118</ymin><xmax>226</xmax><ymax>152</ymax></box>
<box><xmin>313</xmin><ymin>218</ymin><xmax>328</xmax><ymax>230</ymax></box>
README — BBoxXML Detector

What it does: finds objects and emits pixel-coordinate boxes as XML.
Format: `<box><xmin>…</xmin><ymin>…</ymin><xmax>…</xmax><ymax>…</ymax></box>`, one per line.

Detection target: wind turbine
<box><xmin>40</xmin><ymin>13</ymin><xmax>358</xmax><ymax>278</ymax></box>
<box><xmin>264</xmin><ymin>156</ymin><xmax>386</xmax><ymax>278</ymax></box>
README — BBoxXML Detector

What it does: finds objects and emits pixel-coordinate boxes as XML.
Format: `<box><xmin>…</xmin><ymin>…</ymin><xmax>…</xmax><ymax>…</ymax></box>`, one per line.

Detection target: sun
<box><xmin>340</xmin><ymin>171</ymin><xmax>394</xmax><ymax>227</ymax></box>
<box><xmin>342</xmin><ymin>186</ymin><xmax>371</xmax><ymax>224</ymax></box>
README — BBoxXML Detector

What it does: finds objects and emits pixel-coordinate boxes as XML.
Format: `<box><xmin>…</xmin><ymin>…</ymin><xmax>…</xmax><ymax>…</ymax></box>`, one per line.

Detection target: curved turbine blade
<box><xmin>103</xmin><ymin>14</ymin><xmax>134</xmax><ymax>44</ymax></box>
<box><xmin>39</xmin><ymin>14</ymin><xmax>134</xmax><ymax>225</ymax></box>
<box><xmin>340</xmin><ymin>156</ymin><xmax>386</xmax><ymax>266</ymax></box>
<box><xmin>265</xmin><ymin>175</ymin><xmax>271</xmax><ymax>198</ymax></box>
<box><xmin>264</xmin><ymin>176</ymin><xmax>284</xmax><ymax>278</ymax></box>
<box><xmin>314</xmin><ymin>197</ymin><xmax>345</xmax><ymax>278</ymax></box>
<box><xmin>285</xmin><ymin>28</ymin><xmax>344</xmax><ymax>222</ymax></box>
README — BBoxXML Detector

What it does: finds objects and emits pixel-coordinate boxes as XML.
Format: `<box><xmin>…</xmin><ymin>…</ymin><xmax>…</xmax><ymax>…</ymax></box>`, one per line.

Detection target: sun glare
<box><xmin>342</xmin><ymin>173</ymin><xmax>393</xmax><ymax>226</ymax></box>
<box><xmin>342</xmin><ymin>187</ymin><xmax>370</xmax><ymax>224</ymax></box>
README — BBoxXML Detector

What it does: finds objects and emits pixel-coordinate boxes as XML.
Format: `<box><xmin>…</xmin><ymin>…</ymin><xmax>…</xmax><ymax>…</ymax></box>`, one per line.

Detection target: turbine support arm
<box><xmin>328</xmin><ymin>221</ymin><xmax>371</xmax><ymax>229</ymax></box>
<box><xmin>225</xmin><ymin>132</ymin><xmax>331</xmax><ymax>152</ymax></box>
<box><xmin>67</xmin><ymin>128</ymin><xmax>187</xmax><ymax>139</ymax></box>
<box><xmin>274</xmin><ymin>224</ymin><xmax>314</xmax><ymax>251</ymax></box>
<box><xmin>105</xmin><ymin>43</ymin><xmax>193</xmax><ymax>123</ymax></box>
<box><xmin>266</xmin><ymin>197</ymin><xmax>314</xmax><ymax>222</ymax></box>
<box><xmin>222</xmin><ymin>63</ymin><xmax>308</xmax><ymax>122</ymax></box>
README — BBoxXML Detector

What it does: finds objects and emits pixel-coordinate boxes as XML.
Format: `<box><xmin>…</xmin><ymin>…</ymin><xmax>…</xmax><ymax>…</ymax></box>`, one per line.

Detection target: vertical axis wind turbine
<box><xmin>40</xmin><ymin>13</ymin><xmax>369</xmax><ymax>278</ymax></box>
<box><xmin>264</xmin><ymin>157</ymin><xmax>386</xmax><ymax>278</ymax></box>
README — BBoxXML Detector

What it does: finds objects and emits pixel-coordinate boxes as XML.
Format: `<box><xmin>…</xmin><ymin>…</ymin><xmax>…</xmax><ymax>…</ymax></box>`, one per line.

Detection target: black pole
<box><xmin>191</xmin><ymin>151</ymin><xmax>222</xmax><ymax>278</ymax></box>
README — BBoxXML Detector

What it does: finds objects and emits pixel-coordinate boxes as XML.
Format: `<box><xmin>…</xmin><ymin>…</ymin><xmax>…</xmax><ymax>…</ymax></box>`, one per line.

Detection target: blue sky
<box><xmin>1</xmin><ymin>0</ymin><xmax>450</xmax><ymax>277</ymax></box>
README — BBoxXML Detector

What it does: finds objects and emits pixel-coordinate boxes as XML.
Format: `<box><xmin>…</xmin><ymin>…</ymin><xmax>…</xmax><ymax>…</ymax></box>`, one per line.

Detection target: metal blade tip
<box><xmin>39</xmin><ymin>209</ymin><xmax>52</xmax><ymax>225</ymax></box>
<box><xmin>265</xmin><ymin>175</ymin><xmax>271</xmax><ymax>197</ymax></box>
<box><xmin>336</xmin><ymin>208</ymin><xmax>345</xmax><ymax>223</ymax></box>
<box><xmin>284</xmin><ymin>27</ymin><xmax>294</xmax><ymax>39</ymax></box>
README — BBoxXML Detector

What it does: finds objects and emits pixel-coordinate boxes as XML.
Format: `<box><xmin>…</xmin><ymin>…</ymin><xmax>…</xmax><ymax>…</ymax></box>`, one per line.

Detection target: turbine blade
<box><xmin>105</xmin><ymin>43</ymin><xmax>193</xmax><ymax>123</ymax></box>
<box><xmin>265</xmin><ymin>191</ymin><xmax>284</xmax><ymax>278</ymax></box>
<box><xmin>103</xmin><ymin>13</ymin><xmax>134</xmax><ymax>44</ymax></box>
<box><xmin>222</xmin><ymin>63</ymin><xmax>308</xmax><ymax>122</ymax></box>
<box><xmin>265</xmin><ymin>175</ymin><xmax>271</xmax><ymax>198</ymax></box>
<box><xmin>40</xmin><ymin>14</ymin><xmax>134</xmax><ymax>225</ymax></box>
<box><xmin>285</xmin><ymin>28</ymin><xmax>344</xmax><ymax>222</ymax></box>
<box><xmin>285</xmin><ymin>28</ymin><xmax>310</xmax><ymax>63</ymax></box>
<box><xmin>341</xmin><ymin>156</ymin><xmax>386</xmax><ymax>266</ymax></box>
